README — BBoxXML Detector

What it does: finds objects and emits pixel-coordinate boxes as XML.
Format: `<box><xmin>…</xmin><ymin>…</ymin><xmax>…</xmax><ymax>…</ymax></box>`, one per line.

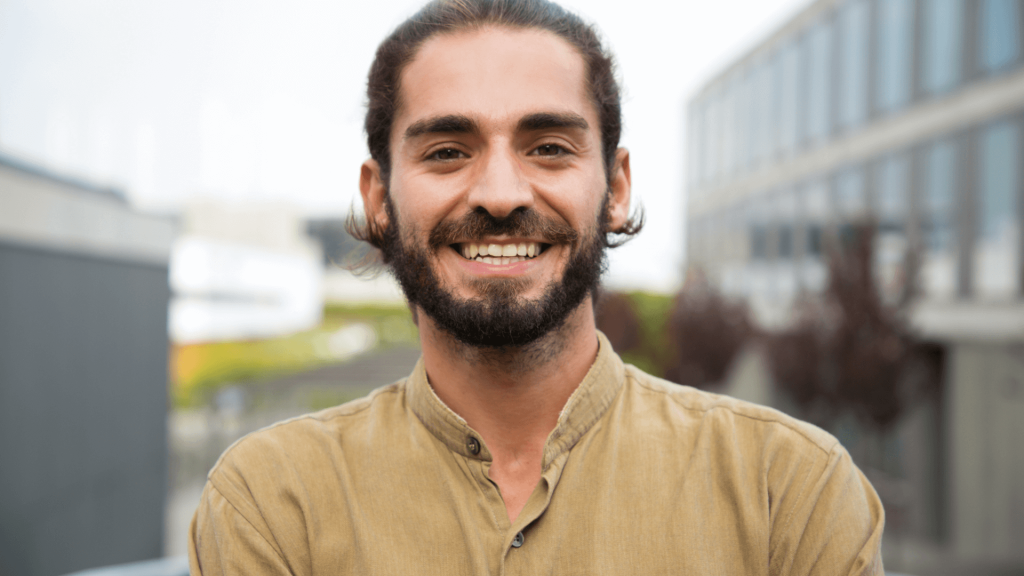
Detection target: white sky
<box><xmin>0</xmin><ymin>0</ymin><xmax>809</xmax><ymax>293</ymax></box>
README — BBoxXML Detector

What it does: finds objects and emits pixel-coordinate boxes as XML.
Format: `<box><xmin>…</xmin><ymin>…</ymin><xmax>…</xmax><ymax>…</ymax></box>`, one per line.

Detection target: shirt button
<box><xmin>466</xmin><ymin>436</ymin><xmax>480</xmax><ymax>455</ymax></box>
<box><xmin>511</xmin><ymin>531</ymin><xmax>524</xmax><ymax>548</ymax></box>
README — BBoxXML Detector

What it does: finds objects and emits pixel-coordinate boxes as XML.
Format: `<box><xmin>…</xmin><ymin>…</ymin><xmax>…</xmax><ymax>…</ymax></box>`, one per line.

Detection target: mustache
<box><xmin>428</xmin><ymin>208</ymin><xmax>579</xmax><ymax>250</ymax></box>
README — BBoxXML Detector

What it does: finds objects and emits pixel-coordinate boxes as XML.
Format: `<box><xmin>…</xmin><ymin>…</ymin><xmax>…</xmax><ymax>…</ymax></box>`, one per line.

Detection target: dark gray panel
<box><xmin>0</xmin><ymin>243</ymin><xmax>170</xmax><ymax>576</ymax></box>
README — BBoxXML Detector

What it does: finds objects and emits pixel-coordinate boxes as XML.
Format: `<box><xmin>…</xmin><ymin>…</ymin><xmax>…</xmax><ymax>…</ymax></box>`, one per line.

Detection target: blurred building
<box><xmin>306</xmin><ymin>218</ymin><xmax>405</xmax><ymax>305</ymax></box>
<box><xmin>0</xmin><ymin>153</ymin><xmax>176</xmax><ymax>575</ymax></box>
<box><xmin>169</xmin><ymin>202</ymin><xmax>323</xmax><ymax>343</ymax></box>
<box><xmin>686</xmin><ymin>0</ymin><xmax>1023</xmax><ymax>573</ymax></box>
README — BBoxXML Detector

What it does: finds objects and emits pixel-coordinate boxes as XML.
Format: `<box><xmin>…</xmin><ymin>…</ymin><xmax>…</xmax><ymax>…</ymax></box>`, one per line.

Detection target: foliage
<box><xmin>595</xmin><ymin>288</ymin><xmax>750</xmax><ymax>386</ymax></box>
<box><xmin>171</xmin><ymin>303</ymin><xmax>417</xmax><ymax>408</ymax></box>
<box><xmin>661</xmin><ymin>276</ymin><xmax>752</xmax><ymax>389</ymax></box>
<box><xmin>764</xmin><ymin>223</ymin><xmax>941</xmax><ymax>430</ymax></box>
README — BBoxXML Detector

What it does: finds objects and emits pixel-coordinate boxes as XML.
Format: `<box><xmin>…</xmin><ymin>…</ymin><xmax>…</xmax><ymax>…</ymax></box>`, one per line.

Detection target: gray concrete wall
<box><xmin>947</xmin><ymin>342</ymin><xmax>1024</xmax><ymax>564</ymax></box>
<box><xmin>0</xmin><ymin>242</ymin><xmax>171</xmax><ymax>576</ymax></box>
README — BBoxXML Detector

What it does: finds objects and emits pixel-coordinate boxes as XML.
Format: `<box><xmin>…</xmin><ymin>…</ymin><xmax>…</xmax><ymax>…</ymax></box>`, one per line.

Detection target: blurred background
<box><xmin>0</xmin><ymin>0</ymin><xmax>1022</xmax><ymax>575</ymax></box>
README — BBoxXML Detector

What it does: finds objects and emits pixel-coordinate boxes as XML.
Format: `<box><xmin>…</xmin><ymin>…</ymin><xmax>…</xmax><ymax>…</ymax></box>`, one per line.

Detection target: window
<box><xmin>835</xmin><ymin>167</ymin><xmax>867</xmax><ymax>249</ymax></box>
<box><xmin>736</xmin><ymin>71</ymin><xmax>754</xmax><ymax>172</ymax></box>
<box><xmin>761</xmin><ymin>55</ymin><xmax>780</xmax><ymax>162</ymax></box>
<box><xmin>778</xmin><ymin>40</ymin><xmax>802</xmax><ymax>155</ymax></box>
<box><xmin>799</xmin><ymin>181</ymin><xmax>831</xmax><ymax>292</ymax></box>
<box><xmin>921</xmin><ymin>139</ymin><xmax>959</xmax><ymax>299</ymax></box>
<box><xmin>775</xmin><ymin>189</ymin><xmax>797</xmax><ymax>260</ymax></box>
<box><xmin>835</xmin><ymin>166</ymin><xmax>867</xmax><ymax>220</ymax></box>
<box><xmin>979</xmin><ymin>0</ymin><xmax>1021</xmax><ymax>73</ymax></box>
<box><xmin>875</xmin><ymin>0</ymin><xmax>914</xmax><ymax>113</ymax></box>
<box><xmin>923</xmin><ymin>140</ymin><xmax>957</xmax><ymax>254</ymax></box>
<box><xmin>749</xmin><ymin>197</ymin><xmax>772</xmax><ymax>261</ymax></box>
<box><xmin>722</xmin><ymin>79</ymin><xmax>738</xmax><ymax>178</ymax></box>
<box><xmin>688</xmin><ymin>104</ymin><xmax>704</xmax><ymax>190</ymax></box>
<box><xmin>804</xmin><ymin>20</ymin><xmax>833</xmax><ymax>145</ymax></box>
<box><xmin>874</xmin><ymin>154</ymin><xmax>910</xmax><ymax>302</ymax></box>
<box><xmin>706</xmin><ymin>89</ymin><xmax>722</xmax><ymax>184</ymax></box>
<box><xmin>973</xmin><ymin>120</ymin><xmax>1020</xmax><ymax>298</ymax></box>
<box><xmin>838</xmin><ymin>0</ymin><xmax>870</xmax><ymax>131</ymax></box>
<box><xmin>876</xmin><ymin>154</ymin><xmax>909</xmax><ymax>231</ymax></box>
<box><xmin>922</xmin><ymin>0</ymin><xmax>964</xmax><ymax>95</ymax></box>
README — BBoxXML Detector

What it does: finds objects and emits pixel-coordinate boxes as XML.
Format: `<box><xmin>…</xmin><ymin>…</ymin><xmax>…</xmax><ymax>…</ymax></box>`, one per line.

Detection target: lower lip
<box><xmin>456</xmin><ymin>255</ymin><xmax>536</xmax><ymax>276</ymax></box>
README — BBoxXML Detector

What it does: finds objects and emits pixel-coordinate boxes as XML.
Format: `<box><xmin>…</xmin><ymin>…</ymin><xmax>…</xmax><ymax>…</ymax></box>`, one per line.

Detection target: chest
<box><xmin>289</xmin><ymin>448</ymin><xmax>770</xmax><ymax>576</ymax></box>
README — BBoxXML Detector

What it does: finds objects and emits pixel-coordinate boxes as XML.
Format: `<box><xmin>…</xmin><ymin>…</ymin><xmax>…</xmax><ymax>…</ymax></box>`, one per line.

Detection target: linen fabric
<box><xmin>189</xmin><ymin>332</ymin><xmax>885</xmax><ymax>575</ymax></box>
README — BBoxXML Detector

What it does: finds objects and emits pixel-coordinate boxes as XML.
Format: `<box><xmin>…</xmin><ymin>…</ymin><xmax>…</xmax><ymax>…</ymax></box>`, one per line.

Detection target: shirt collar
<box><xmin>406</xmin><ymin>331</ymin><xmax>626</xmax><ymax>469</ymax></box>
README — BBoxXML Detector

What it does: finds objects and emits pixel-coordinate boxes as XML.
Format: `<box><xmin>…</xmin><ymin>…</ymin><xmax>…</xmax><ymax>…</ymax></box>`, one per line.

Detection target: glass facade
<box><xmin>749</xmin><ymin>59</ymin><xmax>773</xmax><ymax>168</ymax></box>
<box><xmin>922</xmin><ymin>0</ymin><xmax>964</xmax><ymax>95</ymax></box>
<box><xmin>973</xmin><ymin>120</ymin><xmax>1020</xmax><ymax>298</ymax></box>
<box><xmin>686</xmin><ymin>0</ymin><xmax>1024</xmax><ymax>304</ymax></box>
<box><xmin>759</xmin><ymin>55</ymin><xmax>779</xmax><ymax>163</ymax></box>
<box><xmin>804</xmin><ymin>19</ymin><xmax>833</xmax><ymax>145</ymax></box>
<box><xmin>838</xmin><ymin>0</ymin><xmax>870</xmax><ymax>131</ymax></box>
<box><xmin>778</xmin><ymin>40</ymin><xmax>802</xmax><ymax>155</ymax></box>
<box><xmin>835</xmin><ymin>166</ymin><xmax>867</xmax><ymax>221</ymax></box>
<box><xmin>799</xmin><ymin>181</ymin><xmax>830</xmax><ymax>292</ymax></box>
<box><xmin>980</xmin><ymin>0</ymin><xmax>1021</xmax><ymax>73</ymax></box>
<box><xmin>874</xmin><ymin>153</ymin><xmax>910</xmax><ymax>301</ymax></box>
<box><xmin>921</xmin><ymin>139</ymin><xmax>958</xmax><ymax>298</ymax></box>
<box><xmin>875</xmin><ymin>0</ymin><xmax>914</xmax><ymax>114</ymax></box>
<box><xmin>736</xmin><ymin>70</ymin><xmax>754</xmax><ymax>173</ymax></box>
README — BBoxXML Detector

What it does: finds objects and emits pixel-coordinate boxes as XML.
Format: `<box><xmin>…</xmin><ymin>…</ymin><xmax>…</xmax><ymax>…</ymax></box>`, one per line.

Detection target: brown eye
<box><xmin>534</xmin><ymin>144</ymin><xmax>565</xmax><ymax>156</ymax></box>
<box><xmin>431</xmin><ymin>148</ymin><xmax>465</xmax><ymax>161</ymax></box>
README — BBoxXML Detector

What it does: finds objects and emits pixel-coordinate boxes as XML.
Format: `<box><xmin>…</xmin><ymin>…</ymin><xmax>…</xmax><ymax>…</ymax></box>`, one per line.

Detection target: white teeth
<box><xmin>482</xmin><ymin>256</ymin><xmax>494</xmax><ymax>264</ymax></box>
<box><xmin>501</xmin><ymin>257</ymin><xmax>510</xmax><ymax>265</ymax></box>
<box><xmin>462</xmin><ymin>242</ymin><xmax>542</xmax><ymax>260</ymax></box>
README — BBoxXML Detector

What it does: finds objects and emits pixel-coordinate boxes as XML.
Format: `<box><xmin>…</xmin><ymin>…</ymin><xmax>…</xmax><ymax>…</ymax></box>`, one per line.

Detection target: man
<box><xmin>189</xmin><ymin>0</ymin><xmax>885</xmax><ymax>574</ymax></box>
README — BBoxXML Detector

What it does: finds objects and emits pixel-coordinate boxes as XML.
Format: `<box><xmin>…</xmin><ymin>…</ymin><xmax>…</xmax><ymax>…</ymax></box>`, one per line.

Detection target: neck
<box><xmin>418</xmin><ymin>298</ymin><xmax>599</xmax><ymax>457</ymax></box>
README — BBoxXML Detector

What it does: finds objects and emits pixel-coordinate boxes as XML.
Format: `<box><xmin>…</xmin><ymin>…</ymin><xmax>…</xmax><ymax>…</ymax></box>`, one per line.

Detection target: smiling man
<box><xmin>188</xmin><ymin>1</ymin><xmax>885</xmax><ymax>574</ymax></box>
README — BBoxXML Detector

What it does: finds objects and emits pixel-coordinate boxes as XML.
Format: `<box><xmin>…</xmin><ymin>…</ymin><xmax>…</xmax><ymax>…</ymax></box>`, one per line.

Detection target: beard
<box><xmin>381</xmin><ymin>205</ymin><xmax>608</xmax><ymax>349</ymax></box>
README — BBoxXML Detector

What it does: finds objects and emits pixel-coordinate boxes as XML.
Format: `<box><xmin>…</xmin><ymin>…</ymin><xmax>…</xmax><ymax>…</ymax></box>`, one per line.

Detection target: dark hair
<box><xmin>349</xmin><ymin>0</ymin><xmax>643</xmax><ymax>255</ymax></box>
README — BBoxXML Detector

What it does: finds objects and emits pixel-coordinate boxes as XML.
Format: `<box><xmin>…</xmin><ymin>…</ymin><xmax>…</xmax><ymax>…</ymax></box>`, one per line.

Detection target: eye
<box><xmin>429</xmin><ymin>148</ymin><xmax>466</xmax><ymax>161</ymax></box>
<box><xmin>532</xmin><ymin>144</ymin><xmax>567</xmax><ymax>157</ymax></box>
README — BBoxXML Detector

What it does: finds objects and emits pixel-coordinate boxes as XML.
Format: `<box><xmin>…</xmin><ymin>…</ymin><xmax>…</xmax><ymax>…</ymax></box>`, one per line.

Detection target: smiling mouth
<box><xmin>453</xmin><ymin>241</ymin><xmax>549</xmax><ymax>264</ymax></box>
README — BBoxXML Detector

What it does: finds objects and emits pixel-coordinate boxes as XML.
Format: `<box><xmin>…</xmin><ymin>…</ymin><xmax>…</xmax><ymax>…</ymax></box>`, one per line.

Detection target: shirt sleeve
<box><xmin>189</xmin><ymin>481</ymin><xmax>295</xmax><ymax>576</ymax></box>
<box><xmin>769</xmin><ymin>443</ymin><xmax>886</xmax><ymax>576</ymax></box>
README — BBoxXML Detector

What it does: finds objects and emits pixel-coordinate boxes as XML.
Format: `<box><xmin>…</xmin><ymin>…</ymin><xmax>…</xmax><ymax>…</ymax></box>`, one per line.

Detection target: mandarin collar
<box><xmin>406</xmin><ymin>331</ymin><xmax>626</xmax><ymax>469</ymax></box>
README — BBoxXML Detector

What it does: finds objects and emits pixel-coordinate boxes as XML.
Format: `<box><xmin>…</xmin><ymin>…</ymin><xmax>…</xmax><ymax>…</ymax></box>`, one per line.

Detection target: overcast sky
<box><xmin>0</xmin><ymin>0</ymin><xmax>809</xmax><ymax>292</ymax></box>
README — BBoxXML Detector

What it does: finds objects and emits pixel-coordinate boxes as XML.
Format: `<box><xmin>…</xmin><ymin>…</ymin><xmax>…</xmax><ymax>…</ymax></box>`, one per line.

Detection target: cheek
<box><xmin>391</xmin><ymin>171</ymin><xmax>468</xmax><ymax>231</ymax></box>
<box><xmin>542</xmin><ymin>178</ymin><xmax>607</xmax><ymax>230</ymax></box>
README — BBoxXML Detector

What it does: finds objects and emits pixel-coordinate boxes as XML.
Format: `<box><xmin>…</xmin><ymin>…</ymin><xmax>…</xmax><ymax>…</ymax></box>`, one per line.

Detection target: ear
<box><xmin>360</xmin><ymin>159</ymin><xmax>390</xmax><ymax>230</ymax></box>
<box><xmin>606</xmin><ymin>148</ymin><xmax>631</xmax><ymax>231</ymax></box>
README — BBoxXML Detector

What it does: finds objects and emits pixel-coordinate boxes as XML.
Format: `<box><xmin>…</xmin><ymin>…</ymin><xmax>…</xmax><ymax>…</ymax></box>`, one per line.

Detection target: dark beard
<box><xmin>382</xmin><ymin>207</ymin><xmax>607</xmax><ymax>348</ymax></box>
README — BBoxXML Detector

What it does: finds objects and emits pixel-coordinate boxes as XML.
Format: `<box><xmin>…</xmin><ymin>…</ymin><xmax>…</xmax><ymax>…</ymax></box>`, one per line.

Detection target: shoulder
<box><xmin>207</xmin><ymin>381</ymin><xmax>406</xmax><ymax>486</ymax></box>
<box><xmin>620</xmin><ymin>363</ymin><xmax>838</xmax><ymax>458</ymax></box>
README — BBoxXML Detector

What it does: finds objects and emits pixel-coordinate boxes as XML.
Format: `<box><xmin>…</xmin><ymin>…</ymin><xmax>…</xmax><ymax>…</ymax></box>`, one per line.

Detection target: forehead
<box><xmin>394</xmin><ymin>26</ymin><xmax>593</xmax><ymax>135</ymax></box>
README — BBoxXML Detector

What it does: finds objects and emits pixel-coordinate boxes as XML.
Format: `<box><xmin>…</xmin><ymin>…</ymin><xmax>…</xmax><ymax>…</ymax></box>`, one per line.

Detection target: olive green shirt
<box><xmin>189</xmin><ymin>333</ymin><xmax>884</xmax><ymax>575</ymax></box>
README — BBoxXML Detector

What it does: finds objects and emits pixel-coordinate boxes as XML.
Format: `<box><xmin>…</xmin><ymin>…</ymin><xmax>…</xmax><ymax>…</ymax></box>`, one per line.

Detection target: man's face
<box><xmin>362</xmin><ymin>26</ymin><xmax>630</xmax><ymax>347</ymax></box>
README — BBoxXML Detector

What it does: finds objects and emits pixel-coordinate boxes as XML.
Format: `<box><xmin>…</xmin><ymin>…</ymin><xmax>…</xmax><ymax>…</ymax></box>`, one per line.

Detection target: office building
<box><xmin>686</xmin><ymin>0</ymin><xmax>1023</xmax><ymax>572</ymax></box>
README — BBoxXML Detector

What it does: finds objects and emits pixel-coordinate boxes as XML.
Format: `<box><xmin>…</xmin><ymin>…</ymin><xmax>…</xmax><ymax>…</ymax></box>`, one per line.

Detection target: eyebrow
<box><xmin>403</xmin><ymin>111</ymin><xmax>591</xmax><ymax>141</ymax></box>
<box><xmin>517</xmin><ymin>112</ymin><xmax>590</xmax><ymax>133</ymax></box>
<box><xmin>404</xmin><ymin>114</ymin><xmax>478</xmax><ymax>140</ymax></box>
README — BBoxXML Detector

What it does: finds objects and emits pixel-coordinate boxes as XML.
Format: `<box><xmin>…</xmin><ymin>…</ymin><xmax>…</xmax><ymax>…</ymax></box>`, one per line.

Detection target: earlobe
<box><xmin>360</xmin><ymin>159</ymin><xmax>389</xmax><ymax>230</ymax></box>
<box><xmin>607</xmin><ymin>148</ymin><xmax>632</xmax><ymax>231</ymax></box>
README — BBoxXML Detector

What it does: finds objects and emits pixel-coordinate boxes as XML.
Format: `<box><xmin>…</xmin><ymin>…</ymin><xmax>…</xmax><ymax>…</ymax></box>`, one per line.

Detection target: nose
<box><xmin>465</xmin><ymin>146</ymin><xmax>535</xmax><ymax>219</ymax></box>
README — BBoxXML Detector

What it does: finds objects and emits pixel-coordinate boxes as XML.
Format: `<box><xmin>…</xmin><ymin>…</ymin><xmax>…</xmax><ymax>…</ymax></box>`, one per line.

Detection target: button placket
<box><xmin>466</xmin><ymin>435</ymin><xmax>481</xmax><ymax>456</ymax></box>
<box><xmin>511</xmin><ymin>531</ymin><xmax>524</xmax><ymax>548</ymax></box>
